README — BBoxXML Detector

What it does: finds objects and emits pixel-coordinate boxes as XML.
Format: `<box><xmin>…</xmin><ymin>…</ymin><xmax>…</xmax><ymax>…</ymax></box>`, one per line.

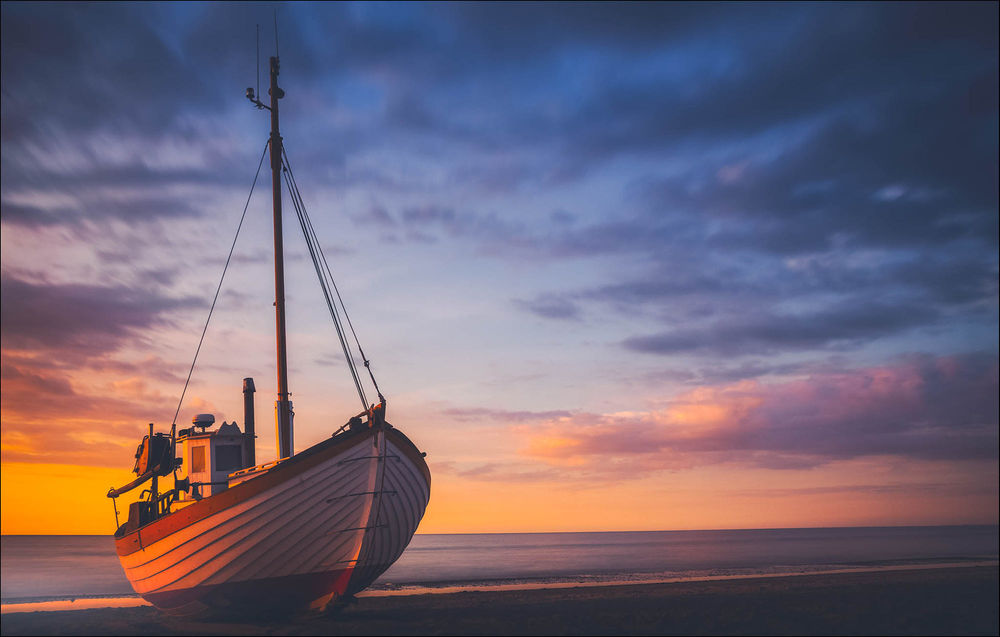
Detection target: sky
<box><xmin>1</xmin><ymin>2</ymin><xmax>997</xmax><ymax>534</ymax></box>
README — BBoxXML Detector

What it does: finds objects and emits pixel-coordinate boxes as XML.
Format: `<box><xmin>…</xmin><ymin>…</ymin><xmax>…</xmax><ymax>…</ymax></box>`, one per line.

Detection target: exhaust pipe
<box><xmin>243</xmin><ymin>377</ymin><xmax>256</xmax><ymax>467</ymax></box>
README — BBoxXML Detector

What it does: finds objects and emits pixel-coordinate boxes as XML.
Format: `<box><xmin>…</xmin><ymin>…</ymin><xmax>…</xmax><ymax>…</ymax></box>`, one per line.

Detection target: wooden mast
<box><xmin>268</xmin><ymin>55</ymin><xmax>293</xmax><ymax>459</ymax></box>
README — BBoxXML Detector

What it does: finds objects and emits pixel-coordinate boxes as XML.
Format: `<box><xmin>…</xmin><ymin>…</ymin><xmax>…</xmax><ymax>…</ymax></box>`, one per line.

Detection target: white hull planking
<box><xmin>348</xmin><ymin>433</ymin><xmax>433</xmax><ymax>593</ymax></box>
<box><xmin>118</xmin><ymin>427</ymin><xmax>429</xmax><ymax>609</ymax></box>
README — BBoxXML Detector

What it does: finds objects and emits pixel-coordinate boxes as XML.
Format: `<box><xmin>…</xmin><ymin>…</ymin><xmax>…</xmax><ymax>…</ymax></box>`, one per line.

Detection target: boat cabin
<box><xmin>177</xmin><ymin>414</ymin><xmax>255</xmax><ymax>498</ymax></box>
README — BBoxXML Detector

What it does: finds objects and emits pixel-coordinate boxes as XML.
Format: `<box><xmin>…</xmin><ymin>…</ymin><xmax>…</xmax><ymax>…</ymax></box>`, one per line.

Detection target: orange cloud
<box><xmin>517</xmin><ymin>354</ymin><xmax>998</xmax><ymax>474</ymax></box>
<box><xmin>1</xmin><ymin>357</ymin><xmax>175</xmax><ymax>466</ymax></box>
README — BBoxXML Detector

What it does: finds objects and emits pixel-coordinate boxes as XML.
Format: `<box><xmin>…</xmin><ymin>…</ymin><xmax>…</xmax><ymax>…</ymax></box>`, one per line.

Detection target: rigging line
<box><xmin>284</xmin><ymin>163</ymin><xmax>368</xmax><ymax>409</ymax></box>
<box><xmin>170</xmin><ymin>140</ymin><xmax>270</xmax><ymax>427</ymax></box>
<box><xmin>280</xmin><ymin>150</ymin><xmax>367</xmax><ymax>388</ymax></box>
<box><xmin>280</xmin><ymin>161</ymin><xmax>354</xmax><ymax>374</ymax></box>
<box><xmin>290</xmin><ymin>187</ymin><xmax>365</xmax><ymax>409</ymax></box>
<box><xmin>283</xmin><ymin>157</ymin><xmax>353</xmax><ymax>350</ymax></box>
<box><xmin>285</xmin><ymin>170</ymin><xmax>368</xmax><ymax>411</ymax></box>
<box><xmin>291</xmin><ymin>169</ymin><xmax>384</xmax><ymax>409</ymax></box>
<box><xmin>281</xmin><ymin>162</ymin><xmax>369</xmax><ymax>411</ymax></box>
<box><xmin>283</xmin><ymin>152</ymin><xmax>383</xmax><ymax>405</ymax></box>
<box><xmin>282</xmin><ymin>148</ymin><xmax>386</xmax><ymax>403</ymax></box>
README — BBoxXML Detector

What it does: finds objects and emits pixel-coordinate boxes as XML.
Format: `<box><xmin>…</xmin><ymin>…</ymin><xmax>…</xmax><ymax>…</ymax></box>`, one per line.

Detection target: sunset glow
<box><xmin>1</xmin><ymin>2</ymin><xmax>997</xmax><ymax>535</ymax></box>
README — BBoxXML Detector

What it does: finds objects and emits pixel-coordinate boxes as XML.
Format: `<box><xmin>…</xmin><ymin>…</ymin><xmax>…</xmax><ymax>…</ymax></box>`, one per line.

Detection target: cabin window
<box><xmin>191</xmin><ymin>446</ymin><xmax>206</xmax><ymax>473</ymax></box>
<box><xmin>215</xmin><ymin>445</ymin><xmax>243</xmax><ymax>472</ymax></box>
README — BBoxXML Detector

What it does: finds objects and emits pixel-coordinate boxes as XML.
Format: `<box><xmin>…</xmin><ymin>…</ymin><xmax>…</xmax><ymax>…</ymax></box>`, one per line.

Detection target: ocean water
<box><xmin>1</xmin><ymin>526</ymin><xmax>996</xmax><ymax>603</ymax></box>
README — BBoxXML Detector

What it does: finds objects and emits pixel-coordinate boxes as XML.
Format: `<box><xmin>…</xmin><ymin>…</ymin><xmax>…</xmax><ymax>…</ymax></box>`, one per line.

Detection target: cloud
<box><xmin>351</xmin><ymin>205</ymin><xmax>397</xmax><ymax>227</ymax></box>
<box><xmin>533</xmin><ymin>4</ymin><xmax>996</xmax><ymax>180</ymax></box>
<box><xmin>520</xmin><ymin>245</ymin><xmax>996</xmax><ymax>357</ymax></box>
<box><xmin>0</xmin><ymin>3</ymin><xmax>228</xmax><ymax>143</ymax></box>
<box><xmin>441</xmin><ymin>407</ymin><xmax>574</xmax><ymax>423</ymax></box>
<box><xmin>2</xmin><ymin>189</ymin><xmax>204</xmax><ymax>229</ymax></box>
<box><xmin>0</xmin><ymin>357</ymin><xmax>181</xmax><ymax>466</ymax></box>
<box><xmin>730</xmin><ymin>482</ymin><xmax>998</xmax><ymax>498</ymax></box>
<box><xmin>517</xmin><ymin>353</ymin><xmax>999</xmax><ymax>474</ymax></box>
<box><xmin>622</xmin><ymin>300</ymin><xmax>938</xmax><ymax>356</ymax></box>
<box><xmin>0</xmin><ymin>272</ymin><xmax>208</xmax><ymax>466</ymax></box>
<box><xmin>515</xmin><ymin>294</ymin><xmax>582</xmax><ymax>321</ymax></box>
<box><xmin>394</xmin><ymin>204</ymin><xmax>526</xmax><ymax>250</ymax></box>
<box><xmin>433</xmin><ymin>460</ymin><xmax>562</xmax><ymax>484</ymax></box>
<box><xmin>633</xmin><ymin>104</ymin><xmax>998</xmax><ymax>256</ymax></box>
<box><xmin>1</xmin><ymin>3</ymin><xmax>997</xmax><ymax>496</ymax></box>
<box><xmin>304</xmin><ymin>1</ymin><xmax>998</xmax><ymax>365</ymax></box>
<box><xmin>0</xmin><ymin>274</ymin><xmax>201</xmax><ymax>356</ymax></box>
<box><xmin>639</xmin><ymin>359</ymin><xmax>838</xmax><ymax>388</ymax></box>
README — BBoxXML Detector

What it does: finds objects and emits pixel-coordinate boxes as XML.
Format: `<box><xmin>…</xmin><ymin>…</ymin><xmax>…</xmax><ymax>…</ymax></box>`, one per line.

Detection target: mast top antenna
<box><xmin>273</xmin><ymin>9</ymin><xmax>279</xmax><ymax>58</ymax></box>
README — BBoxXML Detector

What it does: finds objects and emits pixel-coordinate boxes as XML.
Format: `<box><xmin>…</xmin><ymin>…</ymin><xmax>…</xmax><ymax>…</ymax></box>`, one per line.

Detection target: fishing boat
<box><xmin>106</xmin><ymin>53</ymin><xmax>431</xmax><ymax>616</ymax></box>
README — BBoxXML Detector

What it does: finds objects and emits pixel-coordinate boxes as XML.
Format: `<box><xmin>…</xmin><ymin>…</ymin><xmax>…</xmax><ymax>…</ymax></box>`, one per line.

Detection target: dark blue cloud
<box><xmin>1</xmin><ymin>3</ymin><xmax>221</xmax><ymax>141</ymax></box>
<box><xmin>622</xmin><ymin>300</ymin><xmax>939</xmax><ymax>357</ymax></box>
<box><xmin>515</xmin><ymin>294</ymin><xmax>582</xmax><ymax>321</ymax></box>
<box><xmin>2</xmin><ymin>1</ymin><xmax>996</xmax><ymax>369</ymax></box>
<box><xmin>0</xmin><ymin>273</ymin><xmax>202</xmax><ymax>356</ymax></box>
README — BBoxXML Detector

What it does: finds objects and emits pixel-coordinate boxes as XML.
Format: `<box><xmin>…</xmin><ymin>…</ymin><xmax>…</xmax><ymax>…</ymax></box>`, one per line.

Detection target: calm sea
<box><xmin>1</xmin><ymin>526</ymin><xmax>996</xmax><ymax>603</ymax></box>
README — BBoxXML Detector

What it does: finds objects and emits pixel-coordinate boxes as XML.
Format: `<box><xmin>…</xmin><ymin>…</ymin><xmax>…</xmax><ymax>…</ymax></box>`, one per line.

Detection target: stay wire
<box><xmin>285</xmin><ymin>157</ymin><xmax>357</xmax><ymax>360</ymax></box>
<box><xmin>283</xmin><ymin>156</ymin><xmax>366</xmax><ymax>405</ymax></box>
<box><xmin>289</xmin><ymin>173</ymin><xmax>367</xmax><ymax>409</ymax></box>
<box><xmin>283</xmin><ymin>151</ymin><xmax>383</xmax><ymax>403</ymax></box>
<box><xmin>170</xmin><ymin>140</ymin><xmax>270</xmax><ymax>427</ymax></box>
<box><xmin>282</xmin><ymin>162</ymin><xmax>368</xmax><ymax>410</ymax></box>
<box><xmin>280</xmin><ymin>151</ymin><xmax>358</xmax><ymax>362</ymax></box>
<box><xmin>282</xmin><ymin>147</ymin><xmax>386</xmax><ymax>404</ymax></box>
<box><xmin>281</xmin><ymin>157</ymin><xmax>370</xmax><ymax>411</ymax></box>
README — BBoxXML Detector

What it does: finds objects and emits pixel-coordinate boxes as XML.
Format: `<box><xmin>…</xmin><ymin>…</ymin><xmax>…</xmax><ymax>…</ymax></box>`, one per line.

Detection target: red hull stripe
<box><xmin>142</xmin><ymin>567</ymin><xmax>354</xmax><ymax>614</ymax></box>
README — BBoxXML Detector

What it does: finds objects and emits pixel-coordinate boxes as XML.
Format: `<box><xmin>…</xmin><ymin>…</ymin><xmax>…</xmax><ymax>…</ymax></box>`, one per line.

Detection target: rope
<box><xmin>170</xmin><ymin>140</ymin><xmax>270</xmax><ymax>427</ymax></box>
<box><xmin>281</xmin><ymin>148</ymin><xmax>384</xmax><ymax>402</ymax></box>
<box><xmin>293</xmin><ymin>167</ymin><xmax>386</xmax><ymax>404</ymax></box>
<box><xmin>285</xmin><ymin>171</ymin><xmax>368</xmax><ymax>410</ymax></box>
<box><xmin>282</xmin><ymin>161</ymin><xmax>368</xmax><ymax>410</ymax></box>
<box><xmin>281</xmin><ymin>149</ymin><xmax>385</xmax><ymax>409</ymax></box>
<box><xmin>291</xmin><ymin>154</ymin><xmax>384</xmax><ymax>403</ymax></box>
<box><xmin>281</xmin><ymin>154</ymin><xmax>369</xmax><ymax>410</ymax></box>
<box><xmin>281</xmin><ymin>153</ymin><xmax>361</xmax><ymax>367</ymax></box>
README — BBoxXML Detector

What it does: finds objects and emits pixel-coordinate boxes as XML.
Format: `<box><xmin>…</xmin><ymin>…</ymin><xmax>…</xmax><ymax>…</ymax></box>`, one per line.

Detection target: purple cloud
<box><xmin>520</xmin><ymin>353</ymin><xmax>999</xmax><ymax>472</ymax></box>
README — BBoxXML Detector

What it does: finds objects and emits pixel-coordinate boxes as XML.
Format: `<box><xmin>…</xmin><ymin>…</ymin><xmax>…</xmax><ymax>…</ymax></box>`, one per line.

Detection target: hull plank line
<box><xmin>115</xmin><ymin>426</ymin><xmax>429</xmax><ymax>614</ymax></box>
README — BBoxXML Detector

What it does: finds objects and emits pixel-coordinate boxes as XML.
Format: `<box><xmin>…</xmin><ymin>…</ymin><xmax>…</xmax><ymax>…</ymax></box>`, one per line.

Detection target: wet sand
<box><xmin>2</xmin><ymin>565</ymin><xmax>996</xmax><ymax>635</ymax></box>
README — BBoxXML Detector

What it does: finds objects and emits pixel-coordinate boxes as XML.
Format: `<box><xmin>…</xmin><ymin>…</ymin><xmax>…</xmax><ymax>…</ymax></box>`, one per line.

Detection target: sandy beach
<box><xmin>2</xmin><ymin>565</ymin><xmax>996</xmax><ymax>636</ymax></box>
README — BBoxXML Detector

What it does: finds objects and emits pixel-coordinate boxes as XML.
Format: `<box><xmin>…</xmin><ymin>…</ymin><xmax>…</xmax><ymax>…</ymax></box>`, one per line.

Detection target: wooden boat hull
<box><xmin>114</xmin><ymin>424</ymin><xmax>430</xmax><ymax>616</ymax></box>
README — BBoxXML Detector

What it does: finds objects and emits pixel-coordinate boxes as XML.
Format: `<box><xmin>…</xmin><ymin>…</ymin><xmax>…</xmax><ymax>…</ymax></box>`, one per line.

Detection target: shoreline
<box><xmin>3</xmin><ymin>558</ymin><xmax>996</xmax><ymax>613</ymax></box>
<box><xmin>1</xmin><ymin>565</ymin><xmax>996</xmax><ymax>635</ymax></box>
<box><xmin>361</xmin><ymin>558</ymin><xmax>1000</xmax><ymax>597</ymax></box>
